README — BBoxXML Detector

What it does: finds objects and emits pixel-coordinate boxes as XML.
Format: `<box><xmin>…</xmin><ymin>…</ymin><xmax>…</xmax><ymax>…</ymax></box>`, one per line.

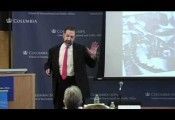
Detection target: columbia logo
<box><xmin>6</xmin><ymin>18</ymin><xmax>12</xmax><ymax>23</ymax></box>
<box><xmin>23</xmin><ymin>51</ymin><xmax>28</xmax><ymax>55</ymax></box>
<box><xmin>51</xmin><ymin>29</ymin><xmax>56</xmax><ymax>34</ymax></box>
<box><xmin>145</xmin><ymin>92</ymin><xmax>150</xmax><ymax>96</ymax></box>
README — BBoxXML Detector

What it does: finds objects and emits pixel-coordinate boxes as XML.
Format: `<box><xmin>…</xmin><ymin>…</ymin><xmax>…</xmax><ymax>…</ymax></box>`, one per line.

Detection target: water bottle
<box><xmin>110</xmin><ymin>101</ymin><xmax>115</xmax><ymax>109</ymax></box>
<box><xmin>94</xmin><ymin>94</ymin><xmax>100</xmax><ymax>104</ymax></box>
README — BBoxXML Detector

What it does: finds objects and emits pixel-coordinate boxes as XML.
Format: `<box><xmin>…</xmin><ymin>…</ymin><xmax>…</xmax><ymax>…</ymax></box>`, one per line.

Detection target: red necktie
<box><xmin>62</xmin><ymin>46</ymin><xmax>68</xmax><ymax>80</ymax></box>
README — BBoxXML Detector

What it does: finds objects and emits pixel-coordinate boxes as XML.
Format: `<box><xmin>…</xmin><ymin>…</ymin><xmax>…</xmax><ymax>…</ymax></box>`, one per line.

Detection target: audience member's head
<box><xmin>84</xmin><ymin>103</ymin><xmax>110</xmax><ymax>109</ymax></box>
<box><xmin>63</xmin><ymin>85</ymin><xmax>83</xmax><ymax>109</ymax></box>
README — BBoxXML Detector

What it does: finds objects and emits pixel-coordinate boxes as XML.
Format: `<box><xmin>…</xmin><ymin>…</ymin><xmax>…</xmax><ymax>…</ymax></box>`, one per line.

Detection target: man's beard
<box><xmin>64</xmin><ymin>40</ymin><xmax>72</xmax><ymax>46</ymax></box>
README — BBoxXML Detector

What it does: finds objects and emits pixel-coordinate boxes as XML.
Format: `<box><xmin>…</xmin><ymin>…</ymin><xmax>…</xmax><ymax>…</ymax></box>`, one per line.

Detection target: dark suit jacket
<box><xmin>44</xmin><ymin>42</ymin><xmax>96</xmax><ymax>104</ymax></box>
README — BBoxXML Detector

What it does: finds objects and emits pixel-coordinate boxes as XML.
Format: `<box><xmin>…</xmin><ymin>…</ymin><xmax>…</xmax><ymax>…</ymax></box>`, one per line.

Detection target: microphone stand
<box><xmin>119</xmin><ymin>87</ymin><xmax>122</xmax><ymax>105</ymax></box>
<box><xmin>118</xmin><ymin>81</ymin><xmax>123</xmax><ymax>106</ymax></box>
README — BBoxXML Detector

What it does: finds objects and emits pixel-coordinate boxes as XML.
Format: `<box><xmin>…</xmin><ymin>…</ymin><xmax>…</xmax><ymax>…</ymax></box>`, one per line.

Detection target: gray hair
<box><xmin>63</xmin><ymin>85</ymin><xmax>83</xmax><ymax>109</ymax></box>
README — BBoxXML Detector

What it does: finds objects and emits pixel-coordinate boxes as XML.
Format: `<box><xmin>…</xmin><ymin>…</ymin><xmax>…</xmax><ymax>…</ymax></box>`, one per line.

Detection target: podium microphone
<box><xmin>119</xmin><ymin>81</ymin><xmax>123</xmax><ymax>91</ymax></box>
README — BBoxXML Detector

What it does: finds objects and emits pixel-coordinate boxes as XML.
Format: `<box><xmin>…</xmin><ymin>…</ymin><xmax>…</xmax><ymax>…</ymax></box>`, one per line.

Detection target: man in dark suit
<box><xmin>44</xmin><ymin>26</ymin><xmax>99</xmax><ymax>109</ymax></box>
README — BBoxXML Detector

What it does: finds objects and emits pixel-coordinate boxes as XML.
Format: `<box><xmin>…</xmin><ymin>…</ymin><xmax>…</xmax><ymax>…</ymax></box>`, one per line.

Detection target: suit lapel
<box><xmin>55</xmin><ymin>44</ymin><xmax>62</xmax><ymax>67</ymax></box>
<box><xmin>73</xmin><ymin>43</ymin><xmax>77</xmax><ymax>65</ymax></box>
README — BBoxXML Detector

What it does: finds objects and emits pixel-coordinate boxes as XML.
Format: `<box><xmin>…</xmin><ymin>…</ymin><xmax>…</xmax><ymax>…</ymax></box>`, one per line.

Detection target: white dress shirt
<box><xmin>59</xmin><ymin>43</ymin><xmax>74</xmax><ymax>76</ymax></box>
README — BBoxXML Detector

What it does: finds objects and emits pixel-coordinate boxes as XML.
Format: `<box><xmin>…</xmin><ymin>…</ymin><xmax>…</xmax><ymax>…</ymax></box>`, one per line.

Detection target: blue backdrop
<box><xmin>12</xmin><ymin>11</ymin><xmax>103</xmax><ymax>109</ymax></box>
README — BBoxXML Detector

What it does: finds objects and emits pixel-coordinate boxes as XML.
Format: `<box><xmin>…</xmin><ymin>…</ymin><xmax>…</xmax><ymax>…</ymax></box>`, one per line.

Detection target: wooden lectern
<box><xmin>0</xmin><ymin>73</ymin><xmax>35</xmax><ymax>109</ymax></box>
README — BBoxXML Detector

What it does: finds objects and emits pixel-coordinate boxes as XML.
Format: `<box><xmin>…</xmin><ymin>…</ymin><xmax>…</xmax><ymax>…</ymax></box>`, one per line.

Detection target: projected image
<box><xmin>123</xmin><ymin>12</ymin><xmax>175</xmax><ymax>76</ymax></box>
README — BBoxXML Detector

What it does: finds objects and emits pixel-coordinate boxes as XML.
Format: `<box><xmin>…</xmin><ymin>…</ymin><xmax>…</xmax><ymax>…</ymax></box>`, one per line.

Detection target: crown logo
<box><xmin>6</xmin><ymin>18</ymin><xmax>12</xmax><ymax>23</ymax></box>
<box><xmin>51</xmin><ymin>29</ymin><xmax>56</xmax><ymax>34</ymax></box>
<box><xmin>145</xmin><ymin>92</ymin><xmax>150</xmax><ymax>97</ymax></box>
<box><xmin>23</xmin><ymin>50</ymin><xmax>28</xmax><ymax>55</ymax></box>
